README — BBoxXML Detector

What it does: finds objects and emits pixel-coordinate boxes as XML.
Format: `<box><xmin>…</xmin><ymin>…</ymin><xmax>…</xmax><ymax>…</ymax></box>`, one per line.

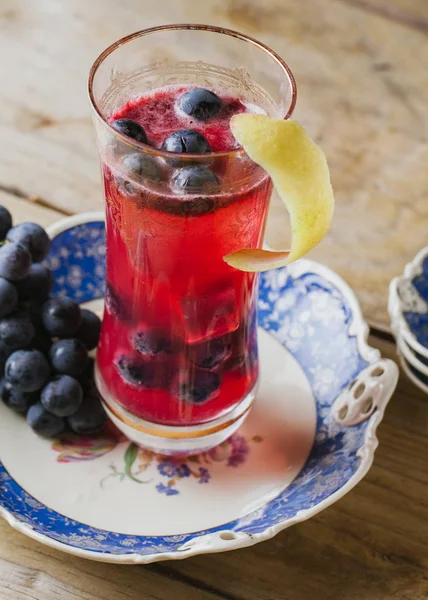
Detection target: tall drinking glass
<box><xmin>88</xmin><ymin>24</ymin><xmax>296</xmax><ymax>454</ymax></box>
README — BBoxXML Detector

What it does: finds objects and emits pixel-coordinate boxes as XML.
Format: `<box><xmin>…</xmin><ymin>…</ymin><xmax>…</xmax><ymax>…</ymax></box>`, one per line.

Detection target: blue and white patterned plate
<box><xmin>0</xmin><ymin>213</ymin><xmax>398</xmax><ymax>564</ymax></box>
<box><xmin>389</xmin><ymin>246</ymin><xmax>428</xmax><ymax>394</ymax></box>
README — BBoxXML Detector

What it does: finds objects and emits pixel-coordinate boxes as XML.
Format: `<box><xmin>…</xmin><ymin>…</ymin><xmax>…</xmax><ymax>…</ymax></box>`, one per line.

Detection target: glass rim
<box><xmin>88</xmin><ymin>23</ymin><xmax>297</xmax><ymax>160</ymax></box>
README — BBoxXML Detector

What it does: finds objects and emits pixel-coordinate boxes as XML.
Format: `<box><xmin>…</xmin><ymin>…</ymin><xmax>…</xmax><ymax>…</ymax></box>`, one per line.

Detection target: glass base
<box><xmin>95</xmin><ymin>367</ymin><xmax>258</xmax><ymax>455</ymax></box>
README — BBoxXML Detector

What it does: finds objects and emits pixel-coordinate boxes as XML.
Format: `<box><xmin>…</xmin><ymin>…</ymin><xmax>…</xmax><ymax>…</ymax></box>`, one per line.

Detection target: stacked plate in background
<box><xmin>389</xmin><ymin>247</ymin><xmax>428</xmax><ymax>395</ymax></box>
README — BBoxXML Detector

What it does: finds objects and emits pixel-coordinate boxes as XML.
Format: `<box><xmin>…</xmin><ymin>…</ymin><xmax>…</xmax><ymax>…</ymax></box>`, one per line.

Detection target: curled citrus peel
<box><xmin>224</xmin><ymin>114</ymin><xmax>334</xmax><ymax>272</ymax></box>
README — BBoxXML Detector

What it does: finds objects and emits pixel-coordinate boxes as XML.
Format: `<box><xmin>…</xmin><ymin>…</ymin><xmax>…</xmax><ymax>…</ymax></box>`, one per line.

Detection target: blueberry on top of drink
<box><xmin>162</xmin><ymin>129</ymin><xmax>211</xmax><ymax>154</ymax></box>
<box><xmin>178</xmin><ymin>88</ymin><xmax>222</xmax><ymax>121</ymax></box>
<box><xmin>111</xmin><ymin>118</ymin><xmax>148</xmax><ymax>144</ymax></box>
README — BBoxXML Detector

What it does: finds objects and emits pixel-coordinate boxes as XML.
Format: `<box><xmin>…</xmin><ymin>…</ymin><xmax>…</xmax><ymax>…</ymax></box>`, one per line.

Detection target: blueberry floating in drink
<box><xmin>162</xmin><ymin>129</ymin><xmax>211</xmax><ymax>154</ymax></box>
<box><xmin>172</xmin><ymin>166</ymin><xmax>219</xmax><ymax>190</ymax></box>
<box><xmin>111</xmin><ymin>118</ymin><xmax>147</xmax><ymax>144</ymax></box>
<box><xmin>179</xmin><ymin>88</ymin><xmax>222</xmax><ymax>121</ymax></box>
<box><xmin>116</xmin><ymin>354</ymin><xmax>157</xmax><ymax>388</ymax></box>
<box><xmin>178</xmin><ymin>369</ymin><xmax>220</xmax><ymax>404</ymax></box>
<box><xmin>132</xmin><ymin>329</ymin><xmax>172</xmax><ymax>359</ymax></box>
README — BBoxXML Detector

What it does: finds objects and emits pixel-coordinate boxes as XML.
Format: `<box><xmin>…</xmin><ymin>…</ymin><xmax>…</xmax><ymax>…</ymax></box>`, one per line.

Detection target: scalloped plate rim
<box><xmin>0</xmin><ymin>212</ymin><xmax>395</xmax><ymax>564</ymax></box>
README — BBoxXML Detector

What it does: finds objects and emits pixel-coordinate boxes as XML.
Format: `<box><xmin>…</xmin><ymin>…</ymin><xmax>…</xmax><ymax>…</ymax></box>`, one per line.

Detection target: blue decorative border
<box><xmin>1</xmin><ymin>222</ymin><xmax>370</xmax><ymax>557</ymax></box>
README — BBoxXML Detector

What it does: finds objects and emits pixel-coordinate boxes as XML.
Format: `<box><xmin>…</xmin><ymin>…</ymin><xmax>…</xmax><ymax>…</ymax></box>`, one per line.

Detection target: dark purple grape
<box><xmin>41</xmin><ymin>375</ymin><xmax>83</xmax><ymax>417</ymax></box>
<box><xmin>0</xmin><ymin>343</ymin><xmax>12</xmax><ymax>376</ymax></box>
<box><xmin>0</xmin><ymin>243</ymin><xmax>32</xmax><ymax>281</ymax></box>
<box><xmin>0</xmin><ymin>379</ymin><xmax>39</xmax><ymax>415</ymax></box>
<box><xmin>67</xmin><ymin>394</ymin><xmax>107</xmax><ymax>435</ymax></box>
<box><xmin>0</xmin><ymin>277</ymin><xmax>18</xmax><ymax>317</ymax></box>
<box><xmin>27</xmin><ymin>402</ymin><xmax>65</xmax><ymax>437</ymax></box>
<box><xmin>5</xmin><ymin>349</ymin><xmax>50</xmax><ymax>392</ymax></box>
<box><xmin>78</xmin><ymin>356</ymin><xmax>95</xmax><ymax>384</ymax></box>
<box><xmin>41</xmin><ymin>297</ymin><xmax>82</xmax><ymax>337</ymax></box>
<box><xmin>0</xmin><ymin>206</ymin><xmax>12</xmax><ymax>240</ymax></box>
<box><xmin>178</xmin><ymin>369</ymin><xmax>220</xmax><ymax>404</ymax></box>
<box><xmin>14</xmin><ymin>263</ymin><xmax>53</xmax><ymax>303</ymax></box>
<box><xmin>75</xmin><ymin>309</ymin><xmax>101</xmax><ymax>351</ymax></box>
<box><xmin>49</xmin><ymin>338</ymin><xmax>88</xmax><ymax>377</ymax></box>
<box><xmin>0</xmin><ymin>312</ymin><xmax>35</xmax><ymax>351</ymax></box>
<box><xmin>6</xmin><ymin>223</ymin><xmax>50</xmax><ymax>263</ymax></box>
<box><xmin>111</xmin><ymin>119</ymin><xmax>147</xmax><ymax>143</ymax></box>
<box><xmin>179</xmin><ymin>88</ymin><xmax>222</xmax><ymax>121</ymax></box>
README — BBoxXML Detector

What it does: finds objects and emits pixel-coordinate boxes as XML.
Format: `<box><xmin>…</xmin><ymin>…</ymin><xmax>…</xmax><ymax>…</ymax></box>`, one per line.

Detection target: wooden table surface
<box><xmin>1</xmin><ymin>0</ymin><xmax>428</xmax><ymax>598</ymax></box>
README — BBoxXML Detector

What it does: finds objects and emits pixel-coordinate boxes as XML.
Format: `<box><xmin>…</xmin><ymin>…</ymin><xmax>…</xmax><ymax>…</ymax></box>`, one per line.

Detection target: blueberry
<box><xmin>122</xmin><ymin>153</ymin><xmax>162</xmax><ymax>181</ymax></box>
<box><xmin>115</xmin><ymin>177</ymin><xmax>138</xmax><ymax>197</ymax></box>
<box><xmin>49</xmin><ymin>338</ymin><xmax>88</xmax><ymax>377</ymax></box>
<box><xmin>132</xmin><ymin>329</ymin><xmax>171</xmax><ymax>359</ymax></box>
<box><xmin>41</xmin><ymin>297</ymin><xmax>82</xmax><ymax>337</ymax></box>
<box><xmin>41</xmin><ymin>375</ymin><xmax>83</xmax><ymax>418</ymax></box>
<box><xmin>68</xmin><ymin>394</ymin><xmax>107</xmax><ymax>435</ymax></box>
<box><xmin>0</xmin><ymin>278</ymin><xmax>18</xmax><ymax>318</ymax></box>
<box><xmin>179</xmin><ymin>88</ymin><xmax>222</xmax><ymax>121</ymax></box>
<box><xmin>14</xmin><ymin>263</ymin><xmax>53</xmax><ymax>303</ymax></box>
<box><xmin>105</xmin><ymin>284</ymin><xmax>130</xmax><ymax>321</ymax></box>
<box><xmin>172</xmin><ymin>166</ymin><xmax>219</xmax><ymax>191</ymax></box>
<box><xmin>0</xmin><ymin>379</ymin><xmax>39</xmax><ymax>415</ymax></box>
<box><xmin>116</xmin><ymin>355</ymin><xmax>156</xmax><ymax>388</ymax></box>
<box><xmin>162</xmin><ymin>129</ymin><xmax>211</xmax><ymax>154</ymax></box>
<box><xmin>27</xmin><ymin>402</ymin><xmax>65</xmax><ymax>438</ymax></box>
<box><xmin>0</xmin><ymin>312</ymin><xmax>35</xmax><ymax>351</ymax></box>
<box><xmin>191</xmin><ymin>337</ymin><xmax>232</xmax><ymax>370</ymax></box>
<box><xmin>6</xmin><ymin>223</ymin><xmax>50</xmax><ymax>263</ymax></box>
<box><xmin>0</xmin><ymin>243</ymin><xmax>32</xmax><ymax>281</ymax></box>
<box><xmin>5</xmin><ymin>349</ymin><xmax>50</xmax><ymax>392</ymax></box>
<box><xmin>111</xmin><ymin>119</ymin><xmax>147</xmax><ymax>144</ymax></box>
<box><xmin>75</xmin><ymin>309</ymin><xmax>101</xmax><ymax>351</ymax></box>
<box><xmin>178</xmin><ymin>370</ymin><xmax>220</xmax><ymax>404</ymax></box>
<box><xmin>0</xmin><ymin>206</ymin><xmax>12</xmax><ymax>240</ymax></box>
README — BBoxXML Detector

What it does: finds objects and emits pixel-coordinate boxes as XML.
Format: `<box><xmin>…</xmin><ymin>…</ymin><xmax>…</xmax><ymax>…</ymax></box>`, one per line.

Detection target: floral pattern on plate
<box><xmin>0</xmin><ymin>215</ymin><xmax>397</xmax><ymax>563</ymax></box>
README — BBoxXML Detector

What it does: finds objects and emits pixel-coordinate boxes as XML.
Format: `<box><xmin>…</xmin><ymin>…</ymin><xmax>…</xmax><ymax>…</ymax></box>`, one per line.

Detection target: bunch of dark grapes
<box><xmin>0</xmin><ymin>205</ymin><xmax>106</xmax><ymax>438</ymax></box>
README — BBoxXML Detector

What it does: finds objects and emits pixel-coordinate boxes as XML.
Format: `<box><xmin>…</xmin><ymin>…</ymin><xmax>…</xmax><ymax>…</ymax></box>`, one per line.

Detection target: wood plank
<box><xmin>0</xmin><ymin>528</ymin><xmax>223</xmax><ymax>600</ymax></box>
<box><xmin>338</xmin><ymin>0</ymin><xmax>428</xmax><ymax>33</ymax></box>
<box><xmin>1</xmin><ymin>332</ymin><xmax>427</xmax><ymax>599</ymax></box>
<box><xmin>1</xmin><ymin>0</ymin><xmax>428</xmax><ymax>328</ymax></box>
<box><xmin>0</xmin><ymin>191</ymin><xmax>64</xmax><ymax>227</ymax></box>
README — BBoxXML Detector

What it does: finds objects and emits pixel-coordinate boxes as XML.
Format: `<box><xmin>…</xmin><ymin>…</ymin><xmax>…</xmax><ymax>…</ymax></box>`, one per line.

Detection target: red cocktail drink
<box><xmin>89</xmin><ymin>25</ymin><xmax>296</xmax><ymax>454</ymax></box>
